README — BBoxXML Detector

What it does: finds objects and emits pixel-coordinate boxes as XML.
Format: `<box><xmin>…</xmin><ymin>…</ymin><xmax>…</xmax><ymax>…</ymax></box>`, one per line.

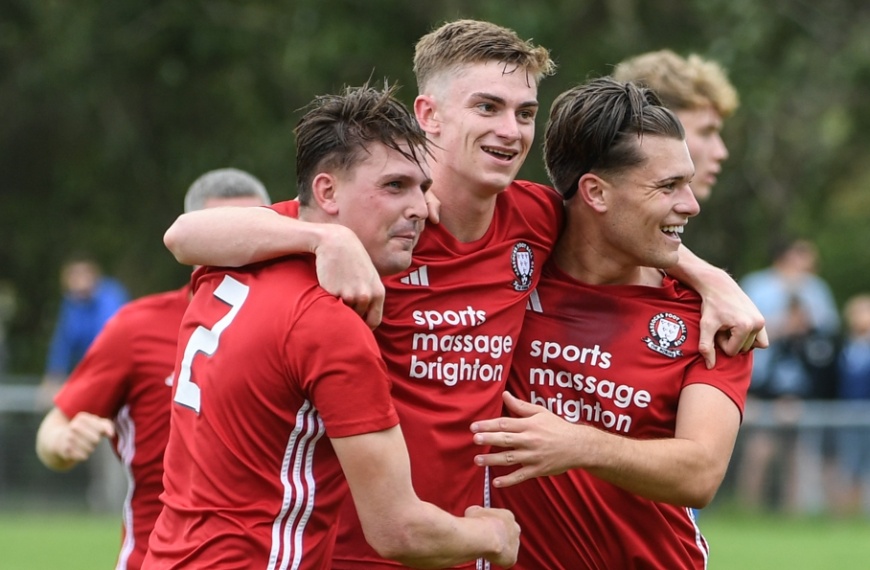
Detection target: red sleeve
<box><xmin>683</xmin><ymin>350</ymin><xmax>753</xmax><ymax>416</ymax></box>
<box><xmin>54</xmin><ymin>309</ymin><xmax>135</xmax><ymax>420</ymax></box>
<box><xmin>269</xmin><ymin>200</ymin><xmax>300</xmax><ymax>218</ymax></box>
<box><xmin>286</xmin><ymin>295</ymin><xmax>398</xmax><ymax>438</ymax></box>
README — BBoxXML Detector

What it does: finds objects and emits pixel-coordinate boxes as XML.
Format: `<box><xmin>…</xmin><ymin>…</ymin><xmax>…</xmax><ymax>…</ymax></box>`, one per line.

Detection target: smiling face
<box><xmin>675</xmin><ymin>104</ymin><xmax>729</xmax><ymax>201</ymax></box>
<box><xmin>328</xmin><ymin>142</ymin><xmax>431</xmax><ymax>276</ymax></box>
<box><xmin>597</xmin><ymin>135</ymin><xmax>700</xmax><ymax>271</ymax></box>
<box><xmin>418</xmin><ymin>61</ymin><xmax>539</xmax><ymax>197</ymax></box>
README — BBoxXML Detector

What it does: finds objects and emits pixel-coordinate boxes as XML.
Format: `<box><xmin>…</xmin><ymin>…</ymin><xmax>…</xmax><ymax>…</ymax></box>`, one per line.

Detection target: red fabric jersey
<box><xmin>493</xmin><ymin>262</ymin><xmax>753</xmax><ymax>570</ymax></box>
<box><xmin>320</xmin><ymin>181</ymin><xmax>562</xmax><ymax>569</ymax></box>
<box><xmin>54</xmin><ymin>286</ymin><xmax>189</xmax><ymax>570</ymax></box>
<box><xmin>144</xmin><ymin>257</ymin><xmax>398</xmax><ymax>570</ymax></box>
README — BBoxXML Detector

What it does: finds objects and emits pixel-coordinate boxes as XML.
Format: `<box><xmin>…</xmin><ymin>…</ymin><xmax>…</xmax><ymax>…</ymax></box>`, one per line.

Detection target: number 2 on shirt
<box><xmin>174</xmin><ymin>275</ymin><xmax>250</xmax><ymax>413</ymax></box>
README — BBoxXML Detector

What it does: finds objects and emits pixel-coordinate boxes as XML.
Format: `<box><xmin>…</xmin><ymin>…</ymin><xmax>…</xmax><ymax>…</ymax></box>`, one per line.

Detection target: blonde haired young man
<box><xmin>614</xmin><ymin>49</ymin><xmax>738</xmax><ymax>201</ymax></box>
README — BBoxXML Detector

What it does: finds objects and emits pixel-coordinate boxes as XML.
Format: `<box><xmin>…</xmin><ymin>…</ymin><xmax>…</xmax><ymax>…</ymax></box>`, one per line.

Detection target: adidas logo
<box><xmin>525</xmin><ymin>288</ymin><xmax>542</xmax><ymax>313</ymax></box>
<box><xmin>400</xmin><ymin>265</ymin><xmax>429</xmax><ymax>286</ymax></box>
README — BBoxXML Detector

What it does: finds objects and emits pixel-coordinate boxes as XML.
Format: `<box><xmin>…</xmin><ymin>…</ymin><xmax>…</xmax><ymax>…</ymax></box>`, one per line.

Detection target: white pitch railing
<box><xmin>2</xmin><ymin>376</ymin><xmax>869</xmax><ymax>513</ymax></box>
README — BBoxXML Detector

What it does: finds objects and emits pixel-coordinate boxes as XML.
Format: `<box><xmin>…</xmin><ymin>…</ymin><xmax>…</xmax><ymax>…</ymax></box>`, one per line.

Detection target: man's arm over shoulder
<box><xmin>670</xmin><ymin>245</ymin><xmax>768</xmax><ymax>367</ymax></box>
<box><xmin>164</xmin><ymin>203</ymin><xmax>385</xmax><ymax>327</ymax></box>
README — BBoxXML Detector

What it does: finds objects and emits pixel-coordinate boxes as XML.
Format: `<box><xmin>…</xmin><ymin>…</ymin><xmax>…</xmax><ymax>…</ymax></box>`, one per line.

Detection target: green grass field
<box><xmin>702</xmin><ymin>510</ymin><xmax>870</xmax><ymax>569</ymax></box>
<box><xmin>1</xmin><ymin>509</ymin><xmax>869</xmax><ymax>569</ymax></box>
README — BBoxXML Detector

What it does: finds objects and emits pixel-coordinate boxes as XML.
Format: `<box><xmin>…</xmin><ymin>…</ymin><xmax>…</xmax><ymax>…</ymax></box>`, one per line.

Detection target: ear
<box><xmin>414</xmin><ymin>94</ymin><xmax>440</xmax><ymax>136</ymax></box>
<box><xmin>577</xmin><ymin>173</ymin><xmax>608</xmax><ymax>213</ymax></box>
<box><xmin>311</xmin><ymin>173</ymin><xmax>340</xmax><ymax>215</ymax></box>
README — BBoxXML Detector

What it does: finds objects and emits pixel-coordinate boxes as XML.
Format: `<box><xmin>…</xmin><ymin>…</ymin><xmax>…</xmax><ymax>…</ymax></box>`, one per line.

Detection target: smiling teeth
<box><xmin>662</xmin><ymin>225</ymin><xmax>684</xmax><ymax>233</ymax></box>
<box><xmin>483</xmin><ymin>147</ymin><xmax>514</xmax><ymax>158</ymax></box>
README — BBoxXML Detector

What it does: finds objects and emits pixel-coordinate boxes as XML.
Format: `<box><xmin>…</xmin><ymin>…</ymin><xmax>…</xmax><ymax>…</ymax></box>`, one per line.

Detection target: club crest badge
<box><xmin>511</xmin><ymin>242</ymin><xmax>534</xmax><ymax>291</ymax></box>
<box><xmin>642</xmin><ymin>312</ymin><xmax>687</xmax><ymax>358</ymax></box>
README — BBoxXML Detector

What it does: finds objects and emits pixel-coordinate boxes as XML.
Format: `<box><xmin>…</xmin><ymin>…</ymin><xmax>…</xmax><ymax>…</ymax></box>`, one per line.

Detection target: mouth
<box><xmin>661</xmin><ymin>224</ymin><xmax>685</xmax><ymax>240</ymax></box>
<box><xmin>481</xmin><ymin>145</ymin><xmax>518</xmax><ymax>162</ymax></box>
<box><xmin>390</xmin><ymin>227</ymin><xmax>420</xmax><ymax>245</ymax></box>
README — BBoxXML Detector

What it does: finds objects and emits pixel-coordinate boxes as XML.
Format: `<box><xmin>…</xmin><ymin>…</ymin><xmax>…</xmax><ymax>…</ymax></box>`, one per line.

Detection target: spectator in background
<box><xmin>39</xmin><ymin>253</ymin><xmax>129</xmax><ymax>405</ymax></box>
<box><xmin>833</xmin><ymin>293</ymin><xmax>870</xmax><ymax>516</ymax></box>
<box><xmin>735</xmin><ymin>238</ymin><xmax>841</xmax><ymax>511</ymax></box>
<box><xmin>35</xmin><ymin>168</ymin><xmax>272</xmax><ymax>570</ymax></box>
<box><xmin>613</xmin><ymin>49</ymin><xmax>738</xmax><ymax>202</ymax></box>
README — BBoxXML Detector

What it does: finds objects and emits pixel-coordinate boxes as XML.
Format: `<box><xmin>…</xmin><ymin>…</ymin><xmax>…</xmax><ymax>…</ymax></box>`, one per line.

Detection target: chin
<box><xmin>376</xmin><ymin>255</ymin><xmax>413</xmax><ymax>277</ymax></box>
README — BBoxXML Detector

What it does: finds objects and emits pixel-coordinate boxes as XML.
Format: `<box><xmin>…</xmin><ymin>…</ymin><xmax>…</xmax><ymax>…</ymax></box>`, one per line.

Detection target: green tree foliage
<box><xmin>2</xmin><ymin>0</ymin><xmax>869</xmax><ymax>371</ymax></box>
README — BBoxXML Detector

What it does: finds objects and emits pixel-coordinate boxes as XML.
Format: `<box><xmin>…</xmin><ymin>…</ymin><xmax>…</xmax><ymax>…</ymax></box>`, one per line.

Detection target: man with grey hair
<box><xmin>35</xmin><ymin>168</ymin><xmax>270</xmax><ymax>570</ymax></box>
<box><xmin>183</xmin><ymin>167</ymin><xmax>271</xmax><ymax>213</ymax></box>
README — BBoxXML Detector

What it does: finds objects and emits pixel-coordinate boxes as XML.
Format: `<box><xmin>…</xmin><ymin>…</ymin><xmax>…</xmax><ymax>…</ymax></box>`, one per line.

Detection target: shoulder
<box><xmin>103</xmin><ymin>287</ymin><xmax>188</xmax><ymax>333</ymax></box>
<box><xmin>496</xmin><ymin>180</ymin><xmax>564</xmax><ymax>245</ymax></box>
<box><xmin>505</xmin><ymin>180</ymin><xmax>563</xmax><ymax>210</ymax></box>
<box><xmin>122</xmin><ymin>287</ymin><xmax>189</xmax><ymax>316</ymax></box>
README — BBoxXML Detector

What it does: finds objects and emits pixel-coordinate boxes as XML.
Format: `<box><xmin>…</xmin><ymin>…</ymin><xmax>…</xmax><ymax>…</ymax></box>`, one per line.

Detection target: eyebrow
<box><xmin>655</xmin><ymin>172</ymin><xmax>694</xmax><ymax>186</ymax></box>
<box><xmin>470</xmin><ymin>92</ymin><xmax>539</xmax><ymax>109</ymax></box>
<box><xmin>380</xmin><ymin>172</ymin><xmax>433</xmax><ymax>188</ymax></box>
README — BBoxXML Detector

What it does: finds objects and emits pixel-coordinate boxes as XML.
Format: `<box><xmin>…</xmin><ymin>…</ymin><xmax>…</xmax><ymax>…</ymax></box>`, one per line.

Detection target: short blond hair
<box><xmin>613</xmin><ymin>49</ymin><xmax>738</xmax><ymax>117</ymax></box>
<box><xmin>413</xmin><ymin>19</ymin><xmax>555</xmax><ymax>93</ymax></box>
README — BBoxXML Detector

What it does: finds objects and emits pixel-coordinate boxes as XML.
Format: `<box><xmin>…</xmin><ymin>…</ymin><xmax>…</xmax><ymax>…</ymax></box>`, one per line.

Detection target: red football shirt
<box><xmin>326</xmin><ymin>181</ymin><xmax>563</xmax><ymax>569</ymax></box>
<box><xmin>144</xmin><ymin>257</ymin><xmax>398</xmax><ymax>569</ymax></box>
<box><xmin>494</xmin><ymin>263</ymin><xmax>752</xmax><ymax>570</ymax></box>
<box><xmin>54</xmin><ymin>286</ymin><xmax>189</xmax><ymax>570</ymax></box>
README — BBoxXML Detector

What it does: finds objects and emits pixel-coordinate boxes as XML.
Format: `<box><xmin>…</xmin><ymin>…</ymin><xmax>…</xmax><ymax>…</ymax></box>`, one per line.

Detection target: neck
<box><xmin>553</xmin><ymin>218</ymin><xmax>662</xmax><ymax>287</ymax></box>
<box><xmin>429</xmin><ymin>166</ymin><xmax>503</xmax><ymax>243</ymax></box>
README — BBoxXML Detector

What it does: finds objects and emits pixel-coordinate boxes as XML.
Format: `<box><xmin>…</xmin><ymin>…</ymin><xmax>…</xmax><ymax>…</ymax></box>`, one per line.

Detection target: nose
<box><xmin>676</xmin><ymin>183</ymin><xmax>701</xmax><ymax>217</ymax></box>
<box><xmin>713</xmin><ymin>134</ymin><xmax>729</xmax><ymax>161</ymax></box>
<box><xmin>495</xmin><ymin>112</ymin><xmax>521</xmax><ymax>141</ymax></box>
<box><xmin>407</xmin><ymin>188</ymin><xmax>428</xmax><ymax>221</ymax></box>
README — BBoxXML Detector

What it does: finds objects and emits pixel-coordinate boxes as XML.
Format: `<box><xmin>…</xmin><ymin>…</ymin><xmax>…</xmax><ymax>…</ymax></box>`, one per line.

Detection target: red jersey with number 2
<box><xmin>145</xmin><ymin>256</ymin><xmax>398</xmax><ymax>569</ymax></box>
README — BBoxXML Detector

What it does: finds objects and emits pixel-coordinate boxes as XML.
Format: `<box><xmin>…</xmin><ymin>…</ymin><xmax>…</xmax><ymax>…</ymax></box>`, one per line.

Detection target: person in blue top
<box><xmin>39</xmin><ymin>253</ymin><xmax>129</xmax><ymax>405</ymax></box>
<box><xmin>735</xmin><ymin>237</ymin><xmax>841</xmax><ymax>511</ymax></box>
<box><xmin>833</xmin><ymin>293</ymin><xmax>870</xmax><ymax>515</ymax></box>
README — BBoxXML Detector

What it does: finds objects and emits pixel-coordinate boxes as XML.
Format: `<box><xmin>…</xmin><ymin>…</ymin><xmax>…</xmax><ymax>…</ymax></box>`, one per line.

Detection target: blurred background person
<box><xmin>613</xmin><ymin>49</ymin><xmax>738</xmax><ymax>202</ymax></box>
<box><xmin>0</xmin><ymin>280</ymin><xmax>17</xmax><ymax>375</ymax></box>
<box><xmin>832</xmin><ymin>293</ymin><xmax>870</xmax><ymax>516</ymax></box>
<box><xmin>39</xmin><ymin>253</ymin><xmax>129</xmax><ymax>406</ymax></box>
<box><xmin>736</xmin><ymin>237</ymin><xmax>841</xmax><ymax>512</ymax></box>
<box><xmin>35</xmin><ymin>168</ymin><xmax>271</xmax><ymax>570</ymax></box>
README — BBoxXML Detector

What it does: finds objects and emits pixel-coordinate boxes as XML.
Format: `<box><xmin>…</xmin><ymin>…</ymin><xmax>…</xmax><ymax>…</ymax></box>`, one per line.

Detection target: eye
<box><xmin>476</xmin><ymin>102</ymin><xmax>496</xmax><ymax>114</ymax></box>
<box><xmin>660</xmin><ymin>181</ymin><xmax>679</xmax><ymax>193</ymax></box>
<box><xmin>518</xmin><ymin>108</ymin><xmax>537</xmax><ymax>122</ymax></box>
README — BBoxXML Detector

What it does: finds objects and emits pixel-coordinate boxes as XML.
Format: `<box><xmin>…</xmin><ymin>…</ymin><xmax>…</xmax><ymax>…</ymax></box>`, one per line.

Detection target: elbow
<box><xmin>366</xmin><ymin>527</ymin><xmax>419</xmax><ymax>566</ymax></box>
<box><xmin>365</xmin><ymin>521</ymin><xmax>444</xmax><ymax>569</ymax></box>
<box><xmin>163</xmin><ymin>217</ymin><xmax>191</xmax><ymax>264</ymax></box>
<box><xmin>682</xmin><ymin>468</ymin><xmax>727</xmax><ymax>509</ymax></box>
<box><xmin>685</xmin><ymin>488</ymin><xmax>717</xmax><ymax>510</ymax></box>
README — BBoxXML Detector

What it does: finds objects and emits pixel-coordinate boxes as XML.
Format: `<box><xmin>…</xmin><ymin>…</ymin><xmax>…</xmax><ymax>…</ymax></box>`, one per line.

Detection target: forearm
<box><xmin>338</xmin><ymin>428</ymin><xmax>515</xmax><ymax>568</ymax></box>
<box><xmin>378</xmin><ymin>504</ymin><xmax>503</xmax><ymax>569</ymax></box>
<box><xmin>579</xmin><ymin>427</ymin><xmax>726</xmax><ymax>508</ymax></box>
<box><xmin>669</xmin><ymin>244</ymin><xmax>724</xmax><ymax>294</ymax></box>
<box><xmin>163</xmin><ymin>206</ymin><xmax>329</xmax><ymax>267</ymax></box>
